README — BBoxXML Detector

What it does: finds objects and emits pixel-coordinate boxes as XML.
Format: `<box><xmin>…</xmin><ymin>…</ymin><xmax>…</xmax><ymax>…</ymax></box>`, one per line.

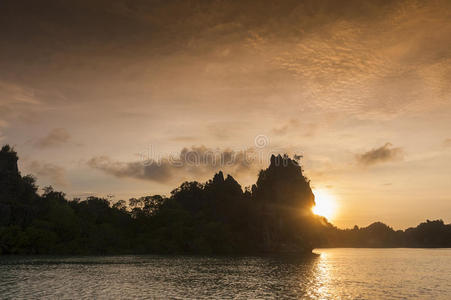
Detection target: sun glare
<box><xmin>312</xmin><ymin>189</ymin><xmax>338</xmax><ymax>221</ymax></box>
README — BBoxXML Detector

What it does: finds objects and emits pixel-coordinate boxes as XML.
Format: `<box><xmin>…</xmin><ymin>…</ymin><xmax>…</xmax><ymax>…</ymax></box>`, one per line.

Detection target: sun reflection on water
<box><xmin>1</xmin><ymin>250</ymin><xmax>450</xmax><ymax>298</ymax></box>
<box><xmin>305</xmin><ymin>251</ymin><xmax>333</xmax><ymax>299</ymax></box>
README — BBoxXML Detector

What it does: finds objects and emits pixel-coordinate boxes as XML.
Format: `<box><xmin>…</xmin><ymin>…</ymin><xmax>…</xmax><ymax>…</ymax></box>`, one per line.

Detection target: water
<box><xmin>1</xmin><ymin>249</ymin><xmax>450</xmax><ymax>299</ymax></box>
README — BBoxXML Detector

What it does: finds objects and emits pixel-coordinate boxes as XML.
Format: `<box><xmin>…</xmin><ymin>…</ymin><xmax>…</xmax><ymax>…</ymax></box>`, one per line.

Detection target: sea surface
<box><xmin>1</xmin><ymin>248</ymin><xmax>450</xmax><ymax>299</ymax></box>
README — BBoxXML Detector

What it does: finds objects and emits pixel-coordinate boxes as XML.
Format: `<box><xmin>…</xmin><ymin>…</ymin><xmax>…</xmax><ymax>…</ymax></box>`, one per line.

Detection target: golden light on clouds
<box><xmin>1</xmin><ymin>0</ymin><xmax>451</xmax><ymax>229</ymax></box>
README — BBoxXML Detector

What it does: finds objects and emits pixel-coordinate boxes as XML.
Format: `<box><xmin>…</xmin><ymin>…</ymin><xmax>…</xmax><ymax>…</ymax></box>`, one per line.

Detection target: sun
<box><xmin>312</xmin><ymin>189</ymin><xmax>338</xmax><ymax>221</ymax></box>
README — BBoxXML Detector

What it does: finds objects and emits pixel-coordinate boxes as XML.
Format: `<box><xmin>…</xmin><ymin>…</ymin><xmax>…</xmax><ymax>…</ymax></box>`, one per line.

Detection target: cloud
<box><xmin>356</xmin><ymin>143</ymin><xmax>404</xmax><ymax>166</ymax></box>
<box><xmin>1</xmin><ymin>0</ymin><xmax>450</xmax><ymax>205</ymax></box>
<box><xmin>169</xmin><ymin>136</ymin><xmax>198</xmax><ymax>142</ymax></box>
<box><xmin>272</xmin><ymin>119</ymin><xmax>320</xmax><ymax>137</ymax></box>
<box><xmin>88</xmin><ymin>156</ymin><xmax>173</xmax><ymax>183</ymax></box>
<box><xmin>27</xmin><ymin>161</ymin><xmax>68</xmax><ymax>187</ymax></box>
<box><xmin>0</xmin><ymin>81</ymin><xmax>44</xmax><ymax>138</ymax></box>
<box><xmin>443</xmin><ymin>138</ymin><xmax>451</xmax><ymax>148</ymax></box>
<box><xmin>1</xmin><ymin>0</ymin><xmax>450</xmax><ymax>128</ymax></box>
<box><xmin>35</xmin><ymin>128</ymin><xmax>70</xmax><ymax>148</ymax></box>
<box><xmin>0</xmin><ymin>81</ymin><xmax>40</xmax><ymax>106</ymax></box>
<box><xmin>88</xmin><ymin>146</ymin><xmax>260</xmax><ymax>184</ymax></box>
<box><xmin>257</xmin><ymin>1</ymin><xmax>451</xmax><ymax>119</ymax></box>
<box><xmin>272</xmin><ymin>119</ymin><xmax>299</xmax><ymax>135</ymax></box>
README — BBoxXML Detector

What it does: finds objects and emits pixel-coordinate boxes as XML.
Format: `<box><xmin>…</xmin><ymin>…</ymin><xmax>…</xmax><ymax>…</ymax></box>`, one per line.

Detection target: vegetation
<box><xmin>1</xmin><ymin>145</ymin><xmax>450</xmax><ymax>255</ymax></box>
<box><xmin>319</xmin><ymin>220</ymin><xmax>451</xmax><ymax>248</ymax></box>
<box><xmin>0</xmin><ymin>146</ymin><xmax>321</xmax><ymax>255</ymax></box>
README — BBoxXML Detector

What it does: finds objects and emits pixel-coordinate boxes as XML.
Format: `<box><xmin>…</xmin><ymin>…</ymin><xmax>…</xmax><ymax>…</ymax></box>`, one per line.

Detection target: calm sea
<box><xmin>1</xmin><ymin>249</ymin><xmax>450</xmax><ymax>299</ymax></box>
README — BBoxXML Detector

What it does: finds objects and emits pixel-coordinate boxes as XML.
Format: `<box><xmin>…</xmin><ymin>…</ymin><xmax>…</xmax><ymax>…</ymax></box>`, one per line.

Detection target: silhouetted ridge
<box><xmin>0</xmin><ymin>145</ymin><xmax>19</xmax><ymax>177</ymax></box>
<box><xmin>0</xmin><ymin>145</ymin><xmax>39</xmax><ymax>229</ymax></box>
<box><xmin>1</xmin><ymin>145</ymin><xmax>450</xmax><ymax>255</ymax></box>
<box><xmin>249</xmin><ymin>154</ymin><xmax>317</xmax><ymax>252</ymax></box>
<box><xmin>0</xmin><ymin>145</ymin><xmax>21</xmax><ymax>200</ymax></box>
<box><xmin>253</xmin><ymin>154</ymin><xmax>314</xmax><ymax>209</ymax></box>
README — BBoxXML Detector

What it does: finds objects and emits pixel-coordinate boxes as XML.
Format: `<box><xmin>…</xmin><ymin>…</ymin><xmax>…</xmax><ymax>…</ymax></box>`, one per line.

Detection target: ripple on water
<box><xmin>1</xmin><ymin>249</ymin><xmax>451</xmax><ymax>299</ymax></box>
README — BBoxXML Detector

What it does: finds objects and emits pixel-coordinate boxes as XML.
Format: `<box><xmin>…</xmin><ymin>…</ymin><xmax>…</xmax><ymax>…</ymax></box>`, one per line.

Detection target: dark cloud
<box><xmin>27</xmin><ymin>161</ymin><xmax>68</xmax><ymax>187</ymax></box>
<box><xmin>35</xmin><ymin>128</ymin><xmax>70</xmax><ymax>148</ymax></box>
<box><xmin>356</xmin><ymin>143</ymin><xmax>403</xmax><ymax>166</ymax></box>
<box><xmin>88</xmin><ymin>146</ymin><xmax>258</xmax><ymax>183</ymax></box>
<box><xmin>1</xmin><ymin>0</ymin><xmax>450</xmax><ymax>120</ymax></box>
<box><xmin>88</xmin><ymin>156</ymin><xmax>173</xmax><ymax>183</ymax></box>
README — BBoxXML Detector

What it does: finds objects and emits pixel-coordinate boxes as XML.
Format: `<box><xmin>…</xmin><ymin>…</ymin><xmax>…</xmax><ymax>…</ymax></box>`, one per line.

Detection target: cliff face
<box><xmin>0</xmin><ymin>145</ymin><xmax>20</xmax><ymax>225</ymax></box>
<box><xmin>254</xmin><ymin>154</ymin><xmax>315</xmax><ymax>209</ymax></box>
<box><xmin>0</xmin><ymin>145</ymin><xmax>40</xmax><ymax>227</ymax></box>
<box><xmin>0</xmin><ymin>145</ymin><xmax>21</xmax><ymax>199</ymax></box>
<box><xmin>0</xmin><ymin>145</ymin><xmax>19</xmax><ymax>178</ymax></box>
<box><xmin>252</xmin><ymin>154</ymin><xmax>316</xmax><ymax>253</ymax></box>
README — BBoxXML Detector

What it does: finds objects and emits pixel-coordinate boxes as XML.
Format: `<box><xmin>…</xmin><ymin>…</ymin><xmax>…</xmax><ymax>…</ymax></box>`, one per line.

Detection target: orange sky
<box><xmin>1</xmin><ymin>0</ymin><xmax>450</xmax><ymax>229</ymax></box>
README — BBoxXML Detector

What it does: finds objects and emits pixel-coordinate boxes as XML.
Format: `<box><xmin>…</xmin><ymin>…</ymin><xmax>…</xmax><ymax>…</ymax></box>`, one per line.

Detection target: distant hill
<box><xmin>321</xmin><ymin>220</ymin><xmax>451</xmax><ymax>248</ymax></box>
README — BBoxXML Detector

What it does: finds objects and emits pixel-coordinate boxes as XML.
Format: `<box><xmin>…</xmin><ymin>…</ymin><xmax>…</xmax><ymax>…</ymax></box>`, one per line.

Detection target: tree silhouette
<box><xmin>1</xmin><ymin>144</ymin><xmax>450</xmax><ymax>255</ymax></box>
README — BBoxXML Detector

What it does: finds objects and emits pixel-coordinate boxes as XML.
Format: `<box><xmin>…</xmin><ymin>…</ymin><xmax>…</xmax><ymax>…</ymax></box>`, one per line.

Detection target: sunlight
<box><xmin>312</xmin><ymin>189</ymin><xmax>338</xmax><ymax>221</ymax></box>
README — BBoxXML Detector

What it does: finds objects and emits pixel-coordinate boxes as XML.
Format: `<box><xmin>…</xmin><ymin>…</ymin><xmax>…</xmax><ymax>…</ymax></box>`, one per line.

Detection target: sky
<box><xmin>1</xmin><ymin>0</ymin><xmax>450</xmax><ymax>229</ymax></box>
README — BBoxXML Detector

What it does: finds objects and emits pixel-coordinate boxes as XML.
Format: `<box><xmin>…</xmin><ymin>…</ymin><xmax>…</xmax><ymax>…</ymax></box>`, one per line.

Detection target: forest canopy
<box><xmin>1</xmin><ymin>145</ymin><xmax>450</xmax><ymax>255</ymax></box>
